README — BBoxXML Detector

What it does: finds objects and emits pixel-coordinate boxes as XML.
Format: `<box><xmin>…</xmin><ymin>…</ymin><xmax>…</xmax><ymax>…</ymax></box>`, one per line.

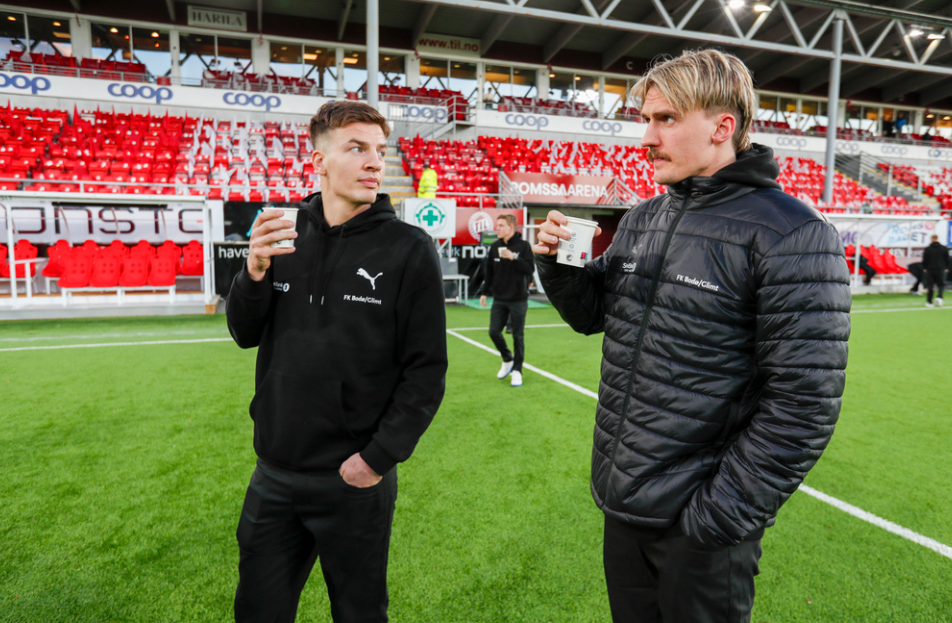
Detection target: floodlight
<box><xmin>753</xmin><ymin>3</ymin><xmax>771</xmax><ymax>12</ymax></box>
<box><xmin>927</xmin><ymin>33</ymin><xmax>946</xmax><ymax>40</ymax></box>
<box><xmin>909</xmin><ymin>29</ymin><xmax>923</xmax><ymax>37</ymax></box>
<box><xmin>728</xmin><ymin>0</ymin><xmax>744</xmax><ymax>9</ymax></box>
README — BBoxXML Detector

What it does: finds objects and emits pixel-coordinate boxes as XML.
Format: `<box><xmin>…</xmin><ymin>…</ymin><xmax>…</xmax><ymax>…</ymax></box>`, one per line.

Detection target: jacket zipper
<box><xmin>602</xmin><ymin>194</ymin><xmax>690</xmax><ymax>502</ymax></box>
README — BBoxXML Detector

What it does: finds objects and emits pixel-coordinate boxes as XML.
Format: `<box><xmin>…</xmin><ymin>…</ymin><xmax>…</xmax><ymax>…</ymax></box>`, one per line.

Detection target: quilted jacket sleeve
<box><xmin>535</xmin><ymin>246</ymin><xmax>613</xmax><ymax>336</ymax></box>
<box><xmin>679</xmin><ymin>218</ymin><xmax>851</xmax><ymax>548</ymax></box>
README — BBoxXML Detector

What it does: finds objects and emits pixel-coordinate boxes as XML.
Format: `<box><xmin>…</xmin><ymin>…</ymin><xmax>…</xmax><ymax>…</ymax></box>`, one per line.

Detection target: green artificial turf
<box><xmin>0</xmin><ymin>294</ymin><xmax>950</xmax><ymax>622</ymax></box>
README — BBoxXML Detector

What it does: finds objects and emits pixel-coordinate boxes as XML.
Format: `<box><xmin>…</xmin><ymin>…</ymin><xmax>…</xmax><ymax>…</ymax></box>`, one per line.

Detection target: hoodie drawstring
<box><xmin>310</xmin><ymin>223</ymin><xmax>348</xmax><ymax>305</ymax></box>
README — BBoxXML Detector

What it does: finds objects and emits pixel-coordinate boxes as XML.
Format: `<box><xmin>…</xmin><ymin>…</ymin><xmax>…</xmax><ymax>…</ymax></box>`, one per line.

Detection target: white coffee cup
<box><xmin>262</xmin><ymin>207</ymin><xmax>299</xmax><ymax>248</ymax></box>
<box><xmin>557</xmin><ymin>216</ymin><xmax>598</xmax><ymax>267</ymax></box>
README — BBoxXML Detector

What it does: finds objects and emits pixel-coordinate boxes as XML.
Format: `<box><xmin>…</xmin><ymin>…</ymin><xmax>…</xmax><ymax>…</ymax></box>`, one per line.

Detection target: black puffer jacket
<box><xmin>537</xmin><ymin>145</ymin><xmax>851</xmax><ymax>549</ymax></box>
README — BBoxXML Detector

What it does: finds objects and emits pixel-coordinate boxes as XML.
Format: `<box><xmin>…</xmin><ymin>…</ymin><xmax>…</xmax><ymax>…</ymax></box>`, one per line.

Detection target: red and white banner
<box><xmin>505</xmin><ymin>172</ymin><xmax>612</xmax><ymax>205</ymax></box>
<box><xmin>454</xmin><ymin>208</ymin><xmax>524</xmax><ymax>245</ymax></box>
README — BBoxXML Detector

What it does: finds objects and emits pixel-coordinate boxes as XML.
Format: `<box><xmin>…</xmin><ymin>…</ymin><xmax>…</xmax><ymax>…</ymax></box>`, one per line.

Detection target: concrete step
<box><xmin>385</xmin><ymin>165</ymin><xmax>405</xmax><ymax>176</ymax></box>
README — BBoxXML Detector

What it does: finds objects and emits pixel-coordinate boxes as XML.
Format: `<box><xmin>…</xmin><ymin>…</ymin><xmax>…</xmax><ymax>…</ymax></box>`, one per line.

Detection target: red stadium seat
<box><xmin>118</xmin><ymin>256</ymin><xmax>150</xmax><ymax>287</ymax></box>
<box><xmin>180</xmin><ymin>241</ymin><xmax>204</xmax><ymax>276</ymax></box>
<box><xmin>148</xmin><ymin>254</ymin><xmax>178</xmax><ymax>286</ymax></box>
<box><xmin>89</xmin><ymin>254</ymin><xmax>121</xmax><ymax>287</ymax></box>
<box><xmin>58</xmin><ymin>249</ymin><xmax>93</xmax><ymax>288</ymax></box>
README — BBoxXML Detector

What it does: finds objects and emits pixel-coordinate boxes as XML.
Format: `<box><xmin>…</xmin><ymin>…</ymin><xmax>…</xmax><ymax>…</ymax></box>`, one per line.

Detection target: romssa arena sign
<box><xmin>505</xmin><ymin>172</ymin><xmax>612</xmax><ymax>205</ymax></box>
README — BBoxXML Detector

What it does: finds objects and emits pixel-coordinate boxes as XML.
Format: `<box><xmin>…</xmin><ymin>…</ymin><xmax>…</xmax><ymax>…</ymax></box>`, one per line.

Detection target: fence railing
<box><xmin>496</xmin><ymin>172</ymin><xmax>524</xmax><ymax>212</ymax></box>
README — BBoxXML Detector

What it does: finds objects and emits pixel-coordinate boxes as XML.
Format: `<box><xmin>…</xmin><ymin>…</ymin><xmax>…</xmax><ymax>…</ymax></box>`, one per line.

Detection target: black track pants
<box><xmin>603</xmin><ymin>515</ymin><xmax>762</xmax><ymax>623</ymax></box>
<box><xmin>488</xmin><ymin>299</ymin><xmax>528</xmax><ymax>371</ymax></box>
<box><xmin>234</xmin><ymin>459</ymin><xmax>397</xmax><ymax>623</ymax></box>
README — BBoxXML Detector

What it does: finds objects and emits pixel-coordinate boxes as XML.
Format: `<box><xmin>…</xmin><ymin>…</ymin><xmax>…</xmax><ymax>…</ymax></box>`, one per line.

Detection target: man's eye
<box><xmin>377</xmin><ymin>151</ymin><xmax>386</xmax><ymax>159</ymax></box>
<box><xmin>351</xmin><ymin>146</ymin><xmax>362</xmax><ymax>153</ymax></box>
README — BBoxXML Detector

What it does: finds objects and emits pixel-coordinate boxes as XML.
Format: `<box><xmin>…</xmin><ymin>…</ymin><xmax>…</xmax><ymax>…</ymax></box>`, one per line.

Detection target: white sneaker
<box><xmin>497</xmin><ymin>360</ymin><xmax>514</xmax><ymax>379</ymax></box>
<box><xmin>937</xmin><ymin>298</ymin><xmax>944</xmax><ymax>307</ymax></box>
<box><xmin>926</xmin><ymin>302</ymin><xmax>934</xmax><ymax>308</ymax></box>
<box><xmin>510</xmin><ymin>371</ymin><xmax>522</xmax><ymax>387</ymax></box>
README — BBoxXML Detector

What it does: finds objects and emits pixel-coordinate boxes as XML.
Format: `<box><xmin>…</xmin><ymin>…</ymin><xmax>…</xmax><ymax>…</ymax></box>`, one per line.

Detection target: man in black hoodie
<box><xmin>226</xmin><ymin>101</ymin><xmax>447</xmax><ymax>623</ymax></box>
<box><xmin>479</xmin><ymin>213</ymin><xmax>535</xmax><ymax>387</ymax></box>
<box><xmin>533</xmin><ymin>50</ymin><xmax>850</xmax><ymax>622</ymax></box>
<box><xmin>922</xmin><ymin>234</ymin><xmax>949</xmax><ymax>307</ymax></box>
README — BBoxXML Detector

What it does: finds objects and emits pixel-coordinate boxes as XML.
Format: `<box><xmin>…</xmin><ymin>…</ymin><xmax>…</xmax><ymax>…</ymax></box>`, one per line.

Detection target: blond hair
<box><xmin>630</xmin><ymin>49</ymin><xmax>755</xmax><ymax>152</ymax></box>
<box><xmin>497</xmin><ymin>214</ymin><xmax>518</xmax><ymax>230</ymax></box>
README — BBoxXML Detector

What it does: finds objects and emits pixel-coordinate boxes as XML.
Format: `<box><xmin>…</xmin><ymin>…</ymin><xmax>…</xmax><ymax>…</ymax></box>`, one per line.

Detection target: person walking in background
<box><xmin>226</xmin><ymin>101</ymin><xmax>447</xmax><ymax>623</ymax></box>
<box><xmin>417</xmin><ymin>162</ymin><xmax>438</xmax><ymax>198</ymax></box>
<box><xmin>923</xmin><ymin>234</ymin><xmax>949</xmax><ymax>307</ymax></box>
<box><xmin>859</xmin><ymin>252</ymin><xmax>876</xmax><ymax>285</ymax></box>
<box><xmin>533</xmin><ymin>49</ymin><xmax>851</xmax><ymax>622</ymax></box>
<box><xmin>906</xmin><ymin>261</ymin><xmax>924</xmax><ymax>294</ymax></box>
<box><xmin>480</xmin><ymin>214</ymin><xmax>535</xmax><ymax>387</ymax></box>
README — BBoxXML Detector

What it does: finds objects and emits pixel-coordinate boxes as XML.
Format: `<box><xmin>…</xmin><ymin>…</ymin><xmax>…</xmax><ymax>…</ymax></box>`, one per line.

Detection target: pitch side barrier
<box><xmin>827</xmin><ymin>213</ymin><xmax>949</xmax><ymax>290</ymax></box>
<box><xmin>0</xmin><ymin>192</ymin><xmax>218</xmax><ymax>312</ymax></box>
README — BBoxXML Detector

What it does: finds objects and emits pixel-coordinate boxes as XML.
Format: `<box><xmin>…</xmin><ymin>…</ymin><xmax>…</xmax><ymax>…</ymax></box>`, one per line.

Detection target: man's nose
<box><xmin>641</xmin><ymin>123</ymin><xmax>658</xmax><ymax>147</ymax></box>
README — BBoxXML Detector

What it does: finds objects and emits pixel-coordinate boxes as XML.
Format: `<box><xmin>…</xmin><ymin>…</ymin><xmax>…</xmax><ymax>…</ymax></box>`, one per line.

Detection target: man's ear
<box><xmin>711</xmin><ymin>113</ymin><xmax>736</xmax><ymax>147</ymax></box>
<box><xmin>311</xmin><ymin>145</ymin><xmax>326</xmax><ymax>176</ymax></box>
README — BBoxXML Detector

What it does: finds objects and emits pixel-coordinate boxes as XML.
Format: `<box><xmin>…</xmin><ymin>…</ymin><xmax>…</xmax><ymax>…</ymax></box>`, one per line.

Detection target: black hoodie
<box><xmin>922</xmin><ymin>241</ymin><xmax>950</xmax><ymax>275</ymax></box>
<box><xmin>480</xmin><ymin>231</ymin><xmax>535</xmax><ymax>302</ymax></box>
<box><xmin>226</xmin><ymin>192</ymin><xmax>447</xmax><ymax>476</ymax></box>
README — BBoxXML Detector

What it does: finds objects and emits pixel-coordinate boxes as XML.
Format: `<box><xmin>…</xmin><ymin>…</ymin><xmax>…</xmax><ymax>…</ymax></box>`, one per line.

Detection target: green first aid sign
<box><xmin>404</xmin><ymin>198</ymin><xmax>457</xmax><ymax>239</ymax></box>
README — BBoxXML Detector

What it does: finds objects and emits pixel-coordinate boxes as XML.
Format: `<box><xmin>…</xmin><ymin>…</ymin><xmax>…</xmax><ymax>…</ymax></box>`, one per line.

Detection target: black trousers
<box><xmin>924</xmin><ymin>271</ymin><xmax>946</xmax><ymax>303</ymax></box>
<box><xmin>488</xmin><ymin>299</ymin><xmax>528</xmax><ymax>371</ymax></box>
<box><xmin>603</xmin><ymin>515</ymin><xmax>762</xmax><ymax>623</ymax></box>
<box><xmin>234</xmin><ymin>459</ymin><xmax>397</xmax><ymax>623</ymax></box>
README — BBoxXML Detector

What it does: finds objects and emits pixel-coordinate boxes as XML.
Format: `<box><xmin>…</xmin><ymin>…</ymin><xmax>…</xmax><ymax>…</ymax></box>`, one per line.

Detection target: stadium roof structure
<box><xmin>16</xmin><ymin>0</ymin><xmax>952</xmax><ymax>106</ymax></box>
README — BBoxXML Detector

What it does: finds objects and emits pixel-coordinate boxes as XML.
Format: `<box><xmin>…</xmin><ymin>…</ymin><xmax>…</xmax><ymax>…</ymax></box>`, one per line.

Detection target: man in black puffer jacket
<box><xmin>534</xmin><ymin>50</ymin><xmax>851</xmax><ymax>622</ymax></box>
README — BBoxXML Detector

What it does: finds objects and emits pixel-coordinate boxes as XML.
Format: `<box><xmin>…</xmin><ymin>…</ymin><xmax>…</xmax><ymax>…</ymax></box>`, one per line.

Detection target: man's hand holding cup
<box><xmin>532</xmin><ymin>210</ymin><xmax>602</xmax><ymax>258</ymax></box>
<box><xmin>247</xmin><ymin>208</ymin><xmax>299</xmax><ymax>281</ymax></box>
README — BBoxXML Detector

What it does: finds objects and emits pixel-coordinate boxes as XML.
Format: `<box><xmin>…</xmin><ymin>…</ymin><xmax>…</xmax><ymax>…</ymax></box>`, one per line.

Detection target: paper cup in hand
<box><xmin>557</xmin><ymin>216</ymin><xmax>598</xmax><ymax>267</ymax></box>
<box><xmin>263</xmin><ymin>207</ymin><xmax>298</xmax><ymax>248</ymax></box>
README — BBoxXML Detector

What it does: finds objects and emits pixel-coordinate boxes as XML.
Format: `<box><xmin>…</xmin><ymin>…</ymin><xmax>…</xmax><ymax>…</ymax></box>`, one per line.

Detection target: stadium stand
<box><xmin>2</xmin><ymin>51</ymin><xmax>148</xmax><ymax>81</ymax></box>
<box><xmin>0</xmin><ymin>104</ymin><xmax>315</xmax><ymax>202</ymax></box>
<box><xmin>497</xmin><ymin>96</ymin><xmax>597</xmax><ymax>118</ymax></box>
<box><xmin>879</xmin><ymin>164</ymin><xmax>952</xmax><ymax>214</ymax></box>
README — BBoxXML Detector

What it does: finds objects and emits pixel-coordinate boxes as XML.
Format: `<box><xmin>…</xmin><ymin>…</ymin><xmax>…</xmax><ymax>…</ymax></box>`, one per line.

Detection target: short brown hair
<box><xmin>308</xmin><ymin>100</ymin><xmax>391</xmax><ymax>147</ymax></box>
<box><xmin>630</xmin><ymin>49</ymin><xmax>755</xmax><ymax>152</ymax></box>
<box><xmin>497</xmin><ymin>214</ymin><xmax>518</xmax><ymax>230</ymax></box>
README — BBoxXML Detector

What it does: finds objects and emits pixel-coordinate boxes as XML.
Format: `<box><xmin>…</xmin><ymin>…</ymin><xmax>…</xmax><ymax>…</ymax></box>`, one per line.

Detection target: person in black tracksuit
<box><xmin>226</xmin><ymin>102</ymin><xmax>447</xmax><ymax>623</ymax></box>
<box><xmin>922</xmin><ymin>234</ymin><xmax>949</xmax><ymax>307</ymax></box>
<box><xmin>479</xmin><ymin>213</ymin><xmax>535</xmax><ymax>387</ymax></box>
<box><xmin>533</xmin><ymin>51</ymin><xmax>850</xmax><ymax>623</ymax></box>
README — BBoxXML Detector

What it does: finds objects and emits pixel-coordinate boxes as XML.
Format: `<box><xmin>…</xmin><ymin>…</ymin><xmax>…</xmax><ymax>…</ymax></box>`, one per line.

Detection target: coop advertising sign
<box><xmin>477</xmin><ymin>109</ymin><xmax>645</xmax><ymax>139</ymax></box>
<box><xmin>505</xmin><ymin>172</ymin><xmax>612</xmax><ymax>205</ymax></box>
<box><xmin>402</xmin><ymin>198</ymin><xmax>457</xmax><ymax>239</ymax></box>
<box><xmin>454</xmin><ymin>208</ymin><xmax>524</xmax><ymax>245</ymax></box>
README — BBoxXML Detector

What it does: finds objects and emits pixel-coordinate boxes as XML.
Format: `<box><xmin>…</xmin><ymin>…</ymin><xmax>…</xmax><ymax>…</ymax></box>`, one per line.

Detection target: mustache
<box><xmin>647</xmin><ymin>150</ymin><xmax>668</xmax><ymax>162</ymax></box>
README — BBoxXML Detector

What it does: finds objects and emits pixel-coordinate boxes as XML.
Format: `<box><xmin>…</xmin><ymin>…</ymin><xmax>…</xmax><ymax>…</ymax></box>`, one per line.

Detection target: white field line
<box><xmin>0</xmin><ymin>337</ymin><xmax>232</xmax><ymax>352</ymax></box>
<box><xmin>0</xmin><ymin>329</ymin><xmax>225</xmax><ymax>343</ymax></box>
<box><xmin>446</xmin><ymin>329</ymin><xmax>598</xmax><ymax>399</ymax></box>
<box><xmin>0</xmin><ymin>304</ymin><xmax>936</xmax><ymax>347</ymax></box>
<box><xmin>851</xmin><ymin>306</ymin><xmax>951</xmax><ymax>314</ymax></box>
<box><xmin>798</xmin><ymin>485</ymin><xmax>952</xmax><ymax>560</ymax></box>
<box><xmin>449</xmin><ymin>323</ymin><xmax>568</xmax><ymax>332</ymax></box>
<box><xmin>446</xmin><ymin>328</ymin><xmax>952</xmax><ymax>561</ymax></box>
